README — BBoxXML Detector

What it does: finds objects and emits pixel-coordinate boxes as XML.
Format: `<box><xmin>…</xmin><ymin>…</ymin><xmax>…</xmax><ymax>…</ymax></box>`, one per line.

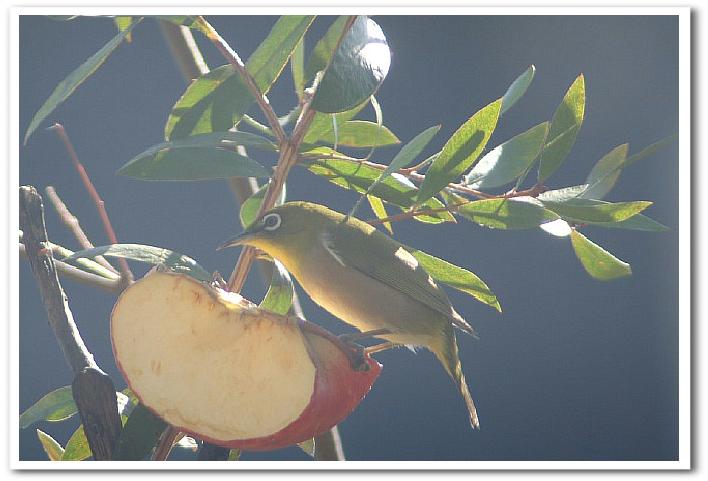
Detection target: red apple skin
<box><xmin>194</xmin><ymin>330</ymin><xmax>382</xmax><ymax>451</ymax></box>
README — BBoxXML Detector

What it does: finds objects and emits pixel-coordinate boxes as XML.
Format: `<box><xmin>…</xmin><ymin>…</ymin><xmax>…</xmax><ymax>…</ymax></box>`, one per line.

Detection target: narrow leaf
<box><xmin>114</xmin><ymin>17</ymin><xmax>133</xmax><ymax>42</ymax></box>
<box><xmin>228</xmin><ymin>449</ymin><xmax>241</xmax><ymax>461</ymax></box>
<box><xmin>24</xmin><ymin>19</ymin><xmax>140</xmax><ymax>144</ymax></box>
<box><xmin>465</xmin><ymin>122</ymin><xmax>549</xmax><ymax>189</ymax></box>
<box><xmin>623</xmin><ymin>134</ymin><xmax>678</xmax><ymax>169</ymax></box>
<box><xmin>501</xmin><ymin>65</ymin><xmax>535</xmax><ymax>114</ymax></box>
<box><xmin>20</xmin><ymin>386</ymin><xmax>77</xmax><ymax>428</ymax></box>
<box><xmin>589</xmin><ymin>213</ymin><xmax>669</xmax><ymax>232</ymax></box>
<box><xmin>581</xmin><ymin>144</ymin><xmax>629</xmax><ymax>199</ymax></box>
<box><xmin>36</xmin><ymin>429</ymin><xmax>65</xmax><ymax>461</ymax></box>
<box><xmin>418</xmin><ymin>99</ymin><xmax>503</xmax><ymax>203</ymax></box>
<box><xmin>62</xmin><ymin>425</ymin><xmax>91</xmax><ymax>461</ymax></box>
<box><xmin>240</xmin><ymin>181</ymin><xmax>287</xmax><ymax>228</ymax></box>
<box><xmin>540</xmin><ymin>198</ymin><xmax>652</xmax><ymax>224</ymax></box>
<box><xmin>458</xmin><ymin>197</ymin><xmax>560</xmax><ymax>230</ymax></box>
<box><xmin>303</xmin><ymin>102</ymin><xmax>368</xmax><ymax>144</ymax></box>
<box><xmin>166</xmin><ymin>16</ymin><xmax>315</xmax><ymax>139</ymax></box>
<box><xmin>367</xmin><ymin>195</ymin><xmax>393</xmax><ymax>234</ymax></box>
<box><xmin>291</xmin><ymin>38</ymin><xmax>306</xmax><ymax>99</ymax></box>
<box><xmin>259</xmin><ymin>260</ymin><xmax>295</xmax><ymax>315</ymax></box>
<box><xmin>63</xmin><ymin>244</ymin><xmax>212</xmax><ymax>282</ymax></box>
<box><xmin>120</xmin><ymin>131</ymin><xmax>275</xmax><ymax>181</ymax></box>
<box><xmin>309</xmin><ymin>16</ymin><xmax>391</xmax><ymax>113</ymax></box>
<box><xmin>538</xmin><ymin>74</ymin><xmax>585</xmax><ymax>181</ymax></box>
<box><xmin>538</xmin><ymin>184</ymin><xmax>589</xmax><ymax>202</ymax></box>
<box><xmin>112</xmin><ymin>404</ymin><xmax>167</xmax><ymax>460</ymax></box>
<box><xmin>317</xmin><ymin>121</ymin><xmax>400</xmax><ymax>147</ymax></box>
<box><xmin>570</xmin><ymin>230</ymin><xmax>632</xmax><ymax>280</ymax></box>
<box><xmin>410</xmin><ymin>250</ymin><xmax>501</xmax><ymax>312</ymax></box>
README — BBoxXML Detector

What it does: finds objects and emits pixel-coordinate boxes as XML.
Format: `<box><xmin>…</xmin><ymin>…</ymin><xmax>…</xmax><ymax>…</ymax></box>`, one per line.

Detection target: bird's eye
<box><xmin>263</xmin><ymin>213</ymin><xmax>281</xmax><ymax>231</ymax></box>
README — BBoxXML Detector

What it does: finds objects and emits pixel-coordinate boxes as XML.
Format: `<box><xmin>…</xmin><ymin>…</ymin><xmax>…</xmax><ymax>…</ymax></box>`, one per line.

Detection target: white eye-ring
<box><xmin>263</xmin><ymin>213</ymin><xmax>282</xmax><ymax>231</ymax></box>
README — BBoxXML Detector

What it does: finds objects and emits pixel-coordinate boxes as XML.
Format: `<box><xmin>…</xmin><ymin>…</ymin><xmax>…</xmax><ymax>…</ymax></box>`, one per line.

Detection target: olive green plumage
<box><xmin>220</xmin><ymin>201</ymin><xmax>480</xmax><ymax>428</ymax></box>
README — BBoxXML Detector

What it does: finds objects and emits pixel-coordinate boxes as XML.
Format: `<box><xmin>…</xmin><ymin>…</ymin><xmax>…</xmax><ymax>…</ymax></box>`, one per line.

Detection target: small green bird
<box><xmin>219</xmin><ymin>201</ymin><xmax>480</xmax><ymax>429</ymax></box>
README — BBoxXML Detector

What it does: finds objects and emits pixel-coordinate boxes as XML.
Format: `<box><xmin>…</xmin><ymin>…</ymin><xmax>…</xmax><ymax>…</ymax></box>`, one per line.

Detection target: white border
<box><xmin>7</xmin><ymin>4</ymin><xmax>691</xmax><ymax>471</ymax></box>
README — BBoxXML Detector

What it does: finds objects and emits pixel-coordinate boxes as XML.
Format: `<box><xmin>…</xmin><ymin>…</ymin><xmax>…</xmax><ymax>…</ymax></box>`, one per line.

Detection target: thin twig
<box><xmin>196</xmin><ymin>16</ymin><xmax>287</xmax><ymax>143</ymax></box>
<box><xmin>45</xmin><ymin>186</ymin><xmax>118</xmax><ymax>274</ymax></box>
<box><xmin>49</xmin><ymin>124</ymin><xmax>134</xmax><ymax>286</ymax></box>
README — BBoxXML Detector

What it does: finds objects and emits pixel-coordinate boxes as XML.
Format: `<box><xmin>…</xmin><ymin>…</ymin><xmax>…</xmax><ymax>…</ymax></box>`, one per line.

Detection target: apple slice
<box><xmin>111</xmin><ymin>270</ymin><xmax>381</xmax><ymax>451</ymax></box>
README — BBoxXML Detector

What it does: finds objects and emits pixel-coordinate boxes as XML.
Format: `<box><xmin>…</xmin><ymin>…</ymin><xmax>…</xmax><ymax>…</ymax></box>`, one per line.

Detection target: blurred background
<box><xmin>19</xmin><ymin>14</ymin><xmax>679</xmax><ymax>461</ymax></box>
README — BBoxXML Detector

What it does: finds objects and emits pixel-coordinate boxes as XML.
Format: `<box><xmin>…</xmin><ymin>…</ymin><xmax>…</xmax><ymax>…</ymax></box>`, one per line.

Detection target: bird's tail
<box><xmin>432</xmin><ymin>331</ymin><xmax>480</xmax><ymax>429</ymax></box>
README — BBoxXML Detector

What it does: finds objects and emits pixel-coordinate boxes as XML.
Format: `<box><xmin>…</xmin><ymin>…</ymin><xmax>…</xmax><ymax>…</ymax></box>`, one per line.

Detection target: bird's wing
<box><xmin>322</xmin><ymin>224</ymin><xmax>476</xmax><ymax>335</ymax></box>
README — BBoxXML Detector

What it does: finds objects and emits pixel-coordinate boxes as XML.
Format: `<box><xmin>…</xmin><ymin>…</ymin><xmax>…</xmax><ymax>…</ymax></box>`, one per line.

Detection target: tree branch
<box><xmin>19</xmin><ymin>185</ymin><xmax>122</xmax><ymax>460</ymax></box>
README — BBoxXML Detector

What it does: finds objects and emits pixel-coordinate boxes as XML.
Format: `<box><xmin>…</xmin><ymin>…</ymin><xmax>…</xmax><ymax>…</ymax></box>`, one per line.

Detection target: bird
<box><xmin>218</xmin><ymin>201</ymin><xmax>480</xmax><ymax>429</ymax></box>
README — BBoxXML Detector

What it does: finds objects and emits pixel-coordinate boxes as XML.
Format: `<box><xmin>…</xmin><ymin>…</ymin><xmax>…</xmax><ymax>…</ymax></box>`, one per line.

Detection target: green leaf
<box><xmin>239</xmin><ymin>181</ymin><xmax>287</xmax><ymax>229</ymax></box>
<box><xmin>118</xmin><ymin>146</ymin><xmax>270</xmax><ymax>181</ymax></box>
<box><xmin>418</xmin><ymin>98</ymin><xmax>503</xmax><ymax>203</ymax></box>
<box><xmin>538</xmin><ymin>184</ymin><xmax>589</xmax><ymax>202</ymax></box>
<box><xmin>317</xmin><ymin>121</ymin><xmax>400</xmax><ymax>147</ymax></box>
<box><xmin>45</xmin><ymin>15</ymin><xmax>80</xmax><ymax>21</ymax></box>
<box><xmin>259</xmin><ymin>259</ymin><xmax>295</xmax><ymax>315</ymax></box>
<box><xmin>303</xmin><ymin>102</ymin><xmax>368</xmax><ymax>144</ymax></box>
<box><xmin>36</xmin><ymin>429</ymin><xmax>65</xmax><ymax>461</ymax></box>
<box><xmin>409</xmin><ymin>250</ymin><xmax>501</xmax><ymax>312</ymax></box>
<box><xmin>165</xmin><ymin>16</ymin><xmax>315</xmax><ymax>139</ymax></box>
<box><xmin>465</xmin><ymin>122</ymin><xmax>549</xmax><ymax>189</ymax></box>
<box><xmin>62</xmin><ymin>425</ymin><xmax>91</xmax><ymax>461</ymax></box>
<box><xmin>113</xmin><ymin>403</ymin><xmax>167</xmax><ymax>460</ymax></box>
<box><xmin>63</xmin><ymin>244</ymin><xmax>212</xmax><ymax>282</ymax></box>
<box><xmin>20</xmin><ymin>386</ymin><xmax>77</xmax><ymax>428</ymax></box>
<box><xmin>581</xmin><ymin>144</ymin><xmax>629</xmax><ymax>199</ymax></box>
<box><xmin>589</xmin><ymin>213</ymin><xmax>669</xmax><ymax>232</ymax></box>
<box><xmin>114</xmin><ymin>16</ymin><xmax>134</xmax><ymax>41</ymax></box>
<box><xmin>540</xmin><ymin>198</ymin><xmax>652</xmax><ymax>224</ymax></box>
<box><xmin>24</xmin><ymin>19</ymin><xmax>140</xmax><ymax>144</ymax></box>
<box><xmin>367</xmin><ymin>195</ymin><xmax>393</xmax><ymax>234</ymax></box>
<box><xmin>302</xmin><ymin>156</ymin><xmax>448</xmax><ymax>214</ymax></box>
<box><xmin>297</xmin><ymin>438</ymin><xmax>316</xmax><ymax>458</ymax></box>
<box><xmin>501</xmin><ymin>65</ymin><xmax>535</xmax><ymax>114</ymax></box>
<box><xmin>309</xmin><ymin>16</ymin><xmax>391</xmax><ymax>113</ymax></box>
<box><xmin>155</xmin><ymin>16</ymin><xmax>208</xmax><ymax>35</ymax></box>
<box><xmin>570</xmin><ymin>230</ymin><xmax>631</xmax><ymax>280</ymax></box>
<box><xmin>538</xmin><ymin>74</ymin><xmax>585</xmax><ymax>181</ymax></box>
<box><xmin>291</xmin><ymin>37</ymin><xmax>306</xmax><ymax>99</ymax></box>
<box><xmin>624</xmin><ymin>134</ymin><xmax>678</xmax><ymax>169</ymax></box>
<box><xmin>120</xmin><ymin>131</ymin><xmax>274</xmax><ymax>181</ymax></box>
<box><xmin>458</xmin><ymin>197</ymin><xmax>560</xmax><ymax>230</ymax></box>
<box><xmin>228</xmin><ymin>449</ymin><xmax>241</xmax><ymax>461</ymax></box>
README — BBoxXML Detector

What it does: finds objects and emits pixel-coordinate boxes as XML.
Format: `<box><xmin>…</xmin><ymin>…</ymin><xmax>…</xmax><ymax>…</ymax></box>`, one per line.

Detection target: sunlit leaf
<box><xmin>309</xmin><ymin>16</ymin><xmax>391</xmax><ymax>113</ymax></box>
<box><xmin>36</xmin><ymin>429</ymin><xmax>64</xmax><ymax>461</ymax></box>
<box><xmin>291</xmin><ymin>38</ymin><xmax>306</xmax><ymax>99</ymax></box>
<box><xmin>458</xmin><ymin>197</ymin><xmax>559</xmax><ymax>230</ymax></box>
<box><xmin>240</xmin><ymin>181</ymin><xmax>287</xmax><ymax>228</ymax></box>
<box><xmin>63</xmin><ymin>244</ymin><xmax>212</xmax><ymax>282</ymax></box>
<box><xmin>538</xmin><ymin>184</ymin><xmax>589</xmax><ymax>202</ymax></box>
<box><xmin>317</xmin><ymin>121</ymin><xmax>399</xmax><ymax>147</ymax></box>
<box><xmin>409</xmin><ymin>249</ymin><xmax>501</xmax><ymax>312</ymax></box>
<box><xmin>540</xmin><ymin>198</ymin><xmax>652</xmax><ymax>224</ymax></box>
<box><xmin>418</xmin><ymin>99</ymin><xmax>502</xmax><ymax>203</ymax></box>
<box><xmin>228</xmin><ymin>449</ymin><xmax>241</xmax><ymax>461</ymax></box>
<box><xmin>165</xmin><ymin>16</ymin><xmax>315</xmax><ymax>139</ymax></box>
<box><xmin>114</xmin><ymin>16</ymin><xmax>133</xmax><ymax>41</ymax></box>
<box><xmin>367</xmin><ymin>195</ymin><xmax>393</xmax><ymax>234</ymax></box>
<box><xmin>581</xmin><ymin>144</ymin><xmax>629</xmax><ymax>199</ymax></box>
<box><xmin>259</xmin><ymin>259</ymin><xmax>294</xmax><ymax>315</ymax></box>
<box><xmin>24</xmin><ymin>19</ymin><xmax>140</xmax><ymax>144</ymax></box>
<box><xmin>465</xmin><ymin>122</ymin><xmax>549</xmax><ymax>189</ymax></box>
<box><xmin>303</xmin><ymin>102</ymin><xmax>368</xmax><ymax>144</ymax></box>
<box><xmin>501</xmin><ymin>65</ymin><xmax>535</xmax><ymax>114</ymax></box>
<box><xmin>20</xmin><ymin>386</ymin><xmax>77</xmax><ymax>428</ymax></box>
<box><xmin>538</xmin><ymin>74</ymin><xmax>585</xmax><ymax>181</ymax></box>
<box><xmin>570</xmin><ymin>230</ymin><xmax>631</xmax><ymax>280</ymax></box>
<box><xmin>589</xmin><ymin>213</ymin><xmax>669</xmax><ymax>232</ymax></box>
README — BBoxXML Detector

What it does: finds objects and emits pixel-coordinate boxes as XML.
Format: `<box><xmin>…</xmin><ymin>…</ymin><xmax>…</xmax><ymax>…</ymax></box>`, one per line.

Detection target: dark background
<box><xmin>19</xmin><ymin>15</ymin><xmax>679</xmax><ymax>461</ymax></box>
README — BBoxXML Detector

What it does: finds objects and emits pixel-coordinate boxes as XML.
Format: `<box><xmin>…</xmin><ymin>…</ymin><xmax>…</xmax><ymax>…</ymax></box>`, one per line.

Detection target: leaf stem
<box><xmin>50</xmin><ymin>124</ymin><xmax>133</xmax><ymax>286</ymax></box>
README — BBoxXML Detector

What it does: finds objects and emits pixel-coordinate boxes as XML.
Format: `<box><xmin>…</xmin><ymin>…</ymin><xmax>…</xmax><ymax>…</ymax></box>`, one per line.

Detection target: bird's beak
<box><xmin>216</xmin><ymin>232</ymin><xmax>252</xmax><ymax>251</ymax></box>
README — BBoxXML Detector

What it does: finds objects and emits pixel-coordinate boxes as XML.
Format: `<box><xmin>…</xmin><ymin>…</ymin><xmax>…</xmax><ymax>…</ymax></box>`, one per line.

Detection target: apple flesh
<box><xmin>111</xmin><ymin>270</ymin><xmax>381</xmax><ymax>451</ymax></box>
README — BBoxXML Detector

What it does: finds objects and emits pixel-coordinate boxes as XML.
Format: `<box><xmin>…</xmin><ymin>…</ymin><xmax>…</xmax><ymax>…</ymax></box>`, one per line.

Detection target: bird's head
<box><xmin>218</xmin><ymin>202</ymin><xmax>336</xmax><ymax>261</ymax></box>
